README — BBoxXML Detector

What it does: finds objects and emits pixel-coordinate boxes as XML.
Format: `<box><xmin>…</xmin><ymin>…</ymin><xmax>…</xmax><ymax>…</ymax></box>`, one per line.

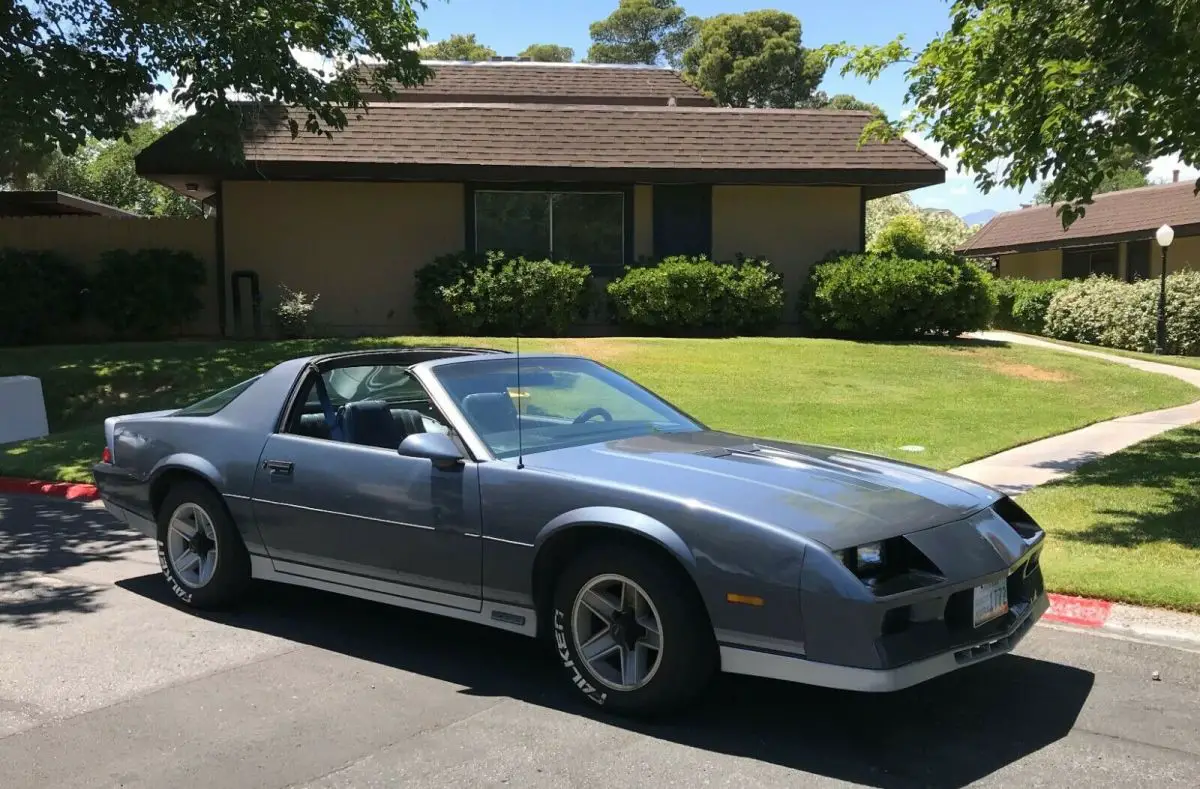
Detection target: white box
<box><xmin>0</xmin><ymin>376</ymin><xmax>50</xmax><ymax>444</ymax></box>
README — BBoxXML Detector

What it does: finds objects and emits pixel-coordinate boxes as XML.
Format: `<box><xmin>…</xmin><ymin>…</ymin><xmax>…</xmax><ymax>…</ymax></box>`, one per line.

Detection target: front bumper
<box><xmin>720</xmin><ymin>589</ymin><xmax>1048</xmax><ymax>692</ymax></box>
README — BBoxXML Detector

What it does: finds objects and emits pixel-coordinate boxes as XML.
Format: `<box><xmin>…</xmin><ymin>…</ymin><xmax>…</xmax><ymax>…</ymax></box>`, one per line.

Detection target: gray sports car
<box><xmin>93</xmin><ymin>346</ymin><xmax>1048</xmax><ymax>716</ymax></box>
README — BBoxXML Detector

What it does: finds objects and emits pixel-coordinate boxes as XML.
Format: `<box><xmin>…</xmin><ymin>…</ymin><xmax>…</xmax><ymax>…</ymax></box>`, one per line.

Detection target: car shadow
<box><xmin>118</xmin><ymin>574</ymin><xmax>1093</xmax><ymax>789</ymax></box>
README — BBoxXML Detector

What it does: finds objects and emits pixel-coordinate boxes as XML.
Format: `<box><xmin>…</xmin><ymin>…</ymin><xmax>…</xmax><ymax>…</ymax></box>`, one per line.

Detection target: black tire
<box><xmin>551</xmin><ymin>544</ymin><xmax>717</xmax><ymax>718</ymax></box>
<box><xmin>155</xmin><ymin>481</ymin><xmax>251</xmax><ymax>610</ymax></box>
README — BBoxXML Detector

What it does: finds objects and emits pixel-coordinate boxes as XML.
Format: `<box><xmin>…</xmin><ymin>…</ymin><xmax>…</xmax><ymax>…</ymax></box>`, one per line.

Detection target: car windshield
<box><xmin>432</xmin><ymin>357</ymin><xmax>702</xmax><ymax>459</ymax></box>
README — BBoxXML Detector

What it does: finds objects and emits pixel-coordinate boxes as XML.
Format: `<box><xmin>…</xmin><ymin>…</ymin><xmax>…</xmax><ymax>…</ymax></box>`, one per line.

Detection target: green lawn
<box><xmin>1033</xmin><ymin>335</ymin><xmax>1200</xmax><ymax>371</ymax></box>
<box><xmin>2</xmin><ymin>334</ymin><xmax>1196</xmax><ymax>483</ymax></box>
<box><xmin>1018</xmin><ymin>425</ymin><xmax>1200</xmax><ymax>612</ymax></box>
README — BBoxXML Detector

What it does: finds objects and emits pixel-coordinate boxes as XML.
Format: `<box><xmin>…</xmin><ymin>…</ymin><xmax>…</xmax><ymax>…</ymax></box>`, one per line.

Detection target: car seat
<box><xmin>460</xmin><ymin>392</ymin><xmax>519</xmax><ymax>435</ymax></box>
<box><xmin>340</xmin><ymin>400</ymin><xmax>402</xmax><ymax>449</ymax></box>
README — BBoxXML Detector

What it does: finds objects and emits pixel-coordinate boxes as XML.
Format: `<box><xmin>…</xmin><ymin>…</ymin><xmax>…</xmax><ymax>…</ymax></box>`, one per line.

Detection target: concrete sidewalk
<box><xmin>949</xmin><ymin>331</ymin><xmax>1200</xmax><ymax>495</ymax></box>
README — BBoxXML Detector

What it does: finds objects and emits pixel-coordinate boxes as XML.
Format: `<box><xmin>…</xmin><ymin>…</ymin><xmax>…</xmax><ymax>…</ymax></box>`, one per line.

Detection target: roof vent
<box><xmin>667</xmin><ymin>96</ymin><xmax>677</xmax><ymax>106</ymax></box>
<box><xmin>1174</xmin><ymin>169</ymin><xmax>1181</xmax><ymax>183</ymax></box>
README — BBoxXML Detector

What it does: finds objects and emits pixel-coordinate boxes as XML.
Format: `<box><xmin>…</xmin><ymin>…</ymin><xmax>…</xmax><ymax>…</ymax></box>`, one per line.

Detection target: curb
<box><xmin>1043</xmin><ymin>592</ymin><xmax>1200</xmax><ymax>649</ymax></box>
<box><xmin>0</xmin><ymin>476</ymin><xmax>99</xmax><ymax>501</ymax></box>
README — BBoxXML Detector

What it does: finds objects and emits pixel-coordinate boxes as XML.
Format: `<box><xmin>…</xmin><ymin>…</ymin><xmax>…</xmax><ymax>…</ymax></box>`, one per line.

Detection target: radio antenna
<box><xmin>515</xmin><ymin>254</ymin><xmax>525</xmax><ymax>470</ymax></box>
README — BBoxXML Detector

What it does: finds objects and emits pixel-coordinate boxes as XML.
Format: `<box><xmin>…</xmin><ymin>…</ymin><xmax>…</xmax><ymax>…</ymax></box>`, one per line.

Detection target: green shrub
<box><xmin>606</xmin><ymin>255</ymin><xmax>784</xmax><ymax>335</ymax></box>
<box><xmin>273</xmin><ymin>284</ymin><xmax>320</xmax><ymax>339</ymax></box>
<box><xmin>90</xmin><ymin>248</ymin><xmax>207</xmax><ymax>338</ymax></box>
<box><xmin>868</xmin><ymin>214</ymin><xmax>929</xmax><ymax>259</ymax></box>
<box><xmin>801</xmin><ymin>252</ymin><xmax>997</xmax><ymax>339</ymax></box>
<box><xmin>1044</xmin><ymin>272</ymin><xmax>1200</xmax><ymax>355</ymax></box>
<box><xmin>415</xmin><ymin>251</ymin><xmax>592</xmax><ymax>336</ymax></box>
<box><xmin>0</xmin><ymin>248</ymin><xmax>88</xmax><ymax>346</ymax></box>
<box><xmin>991</xmin><ymin>278</ymin><xmax>1072</xmax><ymax>333</ymax></box>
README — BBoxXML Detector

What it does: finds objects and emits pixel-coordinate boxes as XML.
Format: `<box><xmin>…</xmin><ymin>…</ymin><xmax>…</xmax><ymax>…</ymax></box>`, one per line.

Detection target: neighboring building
<box><xmin>959</xmin><ymin>180</ymin><xmax>1200</xmax><ymax>281</ymax></box>
<box><xmin>0</xmin><ymin>190</ymin><xmax>140</xmax><ymax>218</ymax></box>
<box><xmin>137</xmin><ymin>61</ymin><xmax>945</xmax><ymax>336</ymax></box>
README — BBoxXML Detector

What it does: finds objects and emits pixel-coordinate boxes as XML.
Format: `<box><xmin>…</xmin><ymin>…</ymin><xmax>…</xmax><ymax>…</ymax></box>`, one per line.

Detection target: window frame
<box><xmin>1062</xmin><ymin>243</ymin><xmax>1120</xmax><ymax>279</ymax></box>
<box><xmin>464</xmin><ymin>183</ymin><xmax>635</xmax><ymax>278</ymax></box>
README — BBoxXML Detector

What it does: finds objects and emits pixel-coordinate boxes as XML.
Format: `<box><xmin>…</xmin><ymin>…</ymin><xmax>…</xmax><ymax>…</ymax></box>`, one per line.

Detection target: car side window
<box><xmin>284</xmin><ymin>365</ymin><xmax>453</xmax><ymax>445</ymax></box>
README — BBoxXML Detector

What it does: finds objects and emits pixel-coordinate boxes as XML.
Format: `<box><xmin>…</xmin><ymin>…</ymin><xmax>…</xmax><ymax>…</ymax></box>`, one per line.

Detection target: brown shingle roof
<box><xmin>364</xmin><ymin>61</ymin><xmax>714</xmax><ymax>106</ymax></box>
<box><xmin>961</xmin><ymin>180</ymin><xmax>1200</xmax><ymax>255</ymax></box>
<box><xmin>232</xmin><ymin>103</ymin><xmax>942</xmax><ymax>173</ymax></box>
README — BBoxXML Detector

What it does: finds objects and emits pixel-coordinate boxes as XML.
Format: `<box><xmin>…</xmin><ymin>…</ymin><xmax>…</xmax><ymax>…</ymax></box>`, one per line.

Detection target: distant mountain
<box><xmin>961</xmin><ymin>209</ymin><xmax>998</xmax><ymax>226</ymax></box>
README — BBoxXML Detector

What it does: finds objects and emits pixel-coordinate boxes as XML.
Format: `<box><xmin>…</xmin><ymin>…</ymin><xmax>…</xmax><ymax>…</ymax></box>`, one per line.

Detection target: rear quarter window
<box><xmin>174</xmin><ymin>375</ymin><xmax>262</xmax><ymax>417</ymax></box>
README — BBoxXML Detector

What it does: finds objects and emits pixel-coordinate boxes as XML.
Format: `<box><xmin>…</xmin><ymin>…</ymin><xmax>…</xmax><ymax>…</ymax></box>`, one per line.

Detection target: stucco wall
<box><xmin>0</xmin><ymin>216</ymin><xmax>218</xmax><ymax>335</ymax></box>
<box><xmin>995</xmin><ymin>250</ymin><xmax>1062</xmax><ymax>280</ymax></box>
<box><xmin>711</xmin><ymin>185</ymin><xmax>861</xmax><ymax>307</ymax></box>
<box><xmin>221</xmin><ymin>181</ymin><xmax>465</xmax><ymax>335</ymax></box>
<box><xmin>1155</xmin><ymin>234</ymin><xmax>1200</xmax><ymax>274</ymax></box>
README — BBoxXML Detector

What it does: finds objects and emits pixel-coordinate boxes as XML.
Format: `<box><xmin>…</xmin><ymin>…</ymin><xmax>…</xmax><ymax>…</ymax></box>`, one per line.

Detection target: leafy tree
<box><xmin>519</xmin><ymin>44</ymin><xmax>575</xmax><ymax>62</ymax></box>
<box><xmin>419</xmin><ymin>33</ymin><xmax>497</xmax><ymax>62</ymax></box>
<box><xmin>1032</xmin><ymin>145</ymin><xmax>1154</xmax><ymax>204</ymax></box>
<box><xmin>3</xmin><ymin>1</ymin><xmax>431</xmax><ymax>176</ymax></box>
<box><xmin>26</xmin><ymin>121</ymin><xmax>204</xmax><ymax>217</ymax></box>
<box><xmin>587</xmin><ymin>0</ymin><xmax>700</xmax><ymax>68</ymax></box>
<box><xmin>869</xmin><ymin>214</ymin><xmax>929</xmax><ymax>258</ymax></box>
<box><xmin>821</xmin><ymin>0</ymin><xmax>1200</xmax><ymax>227</ymax></box>
<box><xmin>681</xmin><ymin>11</ymin><xmax>825</xmax><ymax>108</ymax></box>
<box><xmin>865</xmin><ymin>194</ymin><xmax>977</xmax><ymax>256</ymax></box>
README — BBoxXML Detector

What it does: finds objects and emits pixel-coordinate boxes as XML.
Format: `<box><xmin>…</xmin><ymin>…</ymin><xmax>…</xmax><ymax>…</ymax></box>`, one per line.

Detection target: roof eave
<box><xmin>961</xmin><ymin>220</ymin><xmax>1200</xmax><ymax>256</ymax></box>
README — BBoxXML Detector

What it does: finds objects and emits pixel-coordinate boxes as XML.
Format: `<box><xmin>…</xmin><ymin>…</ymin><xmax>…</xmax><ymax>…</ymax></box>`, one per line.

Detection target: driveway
<box><xmin>2</xmin><ymin>494</ymin><xmax>1199</xmax><ymax>788</ymax></box>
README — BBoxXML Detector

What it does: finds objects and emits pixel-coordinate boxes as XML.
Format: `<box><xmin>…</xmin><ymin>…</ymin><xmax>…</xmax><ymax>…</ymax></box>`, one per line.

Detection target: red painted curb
<box><xmin>0</xmin><ymin>477</ymin><xmax>98</xmax><ymax>501</ymax></box>
<box><xmin>1044</xmin><ymin>593</ymin><xmax>1113</xmax><ymax>628</ymax></box>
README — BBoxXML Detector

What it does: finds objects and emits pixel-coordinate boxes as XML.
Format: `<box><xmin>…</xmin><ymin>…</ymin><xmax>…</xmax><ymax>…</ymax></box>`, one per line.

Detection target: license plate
<box><xmin>972</xmin><ymin>578</ymin><xmax>1009</xmax><ymax>627</ymax></box>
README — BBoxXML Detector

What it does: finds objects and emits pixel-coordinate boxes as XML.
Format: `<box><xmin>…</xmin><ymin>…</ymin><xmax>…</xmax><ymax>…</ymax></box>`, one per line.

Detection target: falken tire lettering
<box><xmin>554</xmin><ymin>608</ymin><xmax>607</xmax><ymax>706</ymax></box>
<box><xmin>157</xmin><ymin>539</ymin><xmax>193</xmax><ymax>604</ymax></box>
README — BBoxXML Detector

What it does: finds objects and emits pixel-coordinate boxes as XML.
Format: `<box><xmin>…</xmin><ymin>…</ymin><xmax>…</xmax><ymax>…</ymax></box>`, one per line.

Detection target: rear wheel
<box><xmin>156</xmin><ymin>481</ymin><xmax>250</xmax><ymax>609</ymax></box>
<box><xmin>551</xmin><ymin>545</ymin><xmax>717</xmax><ymax>717</ymax></box>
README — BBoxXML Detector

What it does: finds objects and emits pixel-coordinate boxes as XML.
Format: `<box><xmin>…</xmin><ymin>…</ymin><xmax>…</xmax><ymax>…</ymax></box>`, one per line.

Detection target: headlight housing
<box><xmin>834</xmin><ymin>541</ymin><xmax>887</xmax><ymax>578</ymax></box>
<box><xmin>833</xmin><ymin>537</ymin><xmax>944</xmax><ymax>593</ymax></box>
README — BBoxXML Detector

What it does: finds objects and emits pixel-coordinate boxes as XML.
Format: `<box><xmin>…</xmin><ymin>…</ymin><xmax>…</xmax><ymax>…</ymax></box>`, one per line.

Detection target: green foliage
<box><xmin>801</xmin><ymin>253</ymin><xmax>997</xmax><ymax>339</ymax></box>
<box><xmin>606</xmin><ymin>255</ymin><xmax>784</xmax><ymax>335</ymax></box>
<box><xmin>519</xmin><ymin>44</ymin><xmax>575</xmax><ymax>62</ymax></box>
<box><xmin>805</xmin><ymin>92</ymin><xmax>885</xmax><ymax>116</ymax></box>
<box><xmin>865</xmin><ymin>194</ymin><xmax>977</xmax><ymax>256</ymax></box>
<box><xmin>681</xmin><ymin>10</ymin><xmax>825</xmax><ymax>108</ymax></box>
<box><xmin>26</xmin><ymin>121</ymin><xmax>202</xmax><ymax>217</ymax></box>
<box><xmin>587</xmin><ymin>0</ymin><xmax>700</xmax><ymax>67</ymax></box>
<box><xmin>4</xmin><ymin>1</ymin><xmax>430</xmax><ymax>175</ymax></box>
<box><xmin>0</xmin><ymin>249</ymin><xmax>88</xmax><ymax>346</ymax></box>
<box><xmin>273</xmin><ymin>285</ymin><xmax>320</xmax><ymax>340</ymax></box>
<box><xmin>991</xmin><ymin>278</ymin><xmax>1073</xmax><ymax>333</ymax></box>
<box><xmin>90</xmin><ymin>249</ymin><xmax>207</xmax><ymax>339</ymax></box>
<box><xmin>414</xmin><ymin>251</ymin><xmax>592</xmax><ymax>337</ymax></box>
<box><xmin>419</xmin><ymin>34</ymin><xmax>497</xmax><ymax>62</ymax></box>
<box><xmin>1043</xmin><ymin>273</ymin><xmax>1200</xmax><ymax>355</ymax></box>
<box><xmin>821</xmin><ymin>1</ymin><xmax>1200</xmax><ymax>227</ymax></box>
<box><xmin>869</xmin><ymin>214</ymin><xmax>929</xmax><ymax>259</ymax></box>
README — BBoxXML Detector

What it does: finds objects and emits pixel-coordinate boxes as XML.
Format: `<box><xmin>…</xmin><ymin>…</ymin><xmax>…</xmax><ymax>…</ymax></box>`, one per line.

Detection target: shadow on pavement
<box><xmin>0</xmin><ymin>495</ymin><xmax>146</xmax><ymax>628</ymax></box>
<box><xmin>120</xmin><ymin>574</ymin><xmax>1094</xmax><ymax>789</ymax></box>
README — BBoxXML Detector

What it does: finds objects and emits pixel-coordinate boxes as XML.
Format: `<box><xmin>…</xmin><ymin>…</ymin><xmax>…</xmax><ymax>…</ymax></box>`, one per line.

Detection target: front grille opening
<box><xmin>891</xmin><ymin>536</ymin><xmax>943</xmax><ymax>575</ymax></box>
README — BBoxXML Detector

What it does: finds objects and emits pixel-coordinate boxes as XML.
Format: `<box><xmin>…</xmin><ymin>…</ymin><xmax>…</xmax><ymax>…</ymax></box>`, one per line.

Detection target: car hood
<box><xmin>526</xmin><ymin>430</ymin><xmax>1003</xmax><ymax>550</ymax></box>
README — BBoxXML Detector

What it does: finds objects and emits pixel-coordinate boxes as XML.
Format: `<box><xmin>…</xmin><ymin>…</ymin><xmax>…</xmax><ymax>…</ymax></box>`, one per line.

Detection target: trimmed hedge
<box><xmin>0</xmin><ymin>248</ymin><xmax>88</xmax><ymax>346</ymax></box>
<box><xmin>991</xmin><ymin>278</ymin><xmax>1072</xmax><ymax>334</ymax></box>
<box><xmin>800</xmin><ymin>252</ymin><xmax>996</xmax><ymax>339</ymax></box>
<box><xmin>89</xmin><ymin>248</ymin><xmax>207</xmax><ymax>339</ymax></box>
<box><xmin>414</xmin><ymin>251</ymin><xmax>592</xmax><ymax>336</ymax></box>
<box><xmin>606</xmin><ymin>255</ymin><xmax>785</xmax><ymax>335</ymax></box>
<box><xmin>1043</xmin><ymin>272</ymin><xmax>1200</xmax><ymax>355</ymax></box>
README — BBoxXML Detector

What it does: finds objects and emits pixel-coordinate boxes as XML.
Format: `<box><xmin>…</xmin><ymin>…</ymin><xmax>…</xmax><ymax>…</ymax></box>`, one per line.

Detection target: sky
<box><xmin>155</xmin><ymin>0</ymin><xmax>1199</xmax><ymax>219</ymax></box>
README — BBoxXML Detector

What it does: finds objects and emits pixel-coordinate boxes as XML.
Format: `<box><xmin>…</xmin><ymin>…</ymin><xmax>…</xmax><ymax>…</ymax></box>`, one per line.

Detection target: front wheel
<box><xmin>551</xmin><ymin>545</ymin><xmax>717</xmax><ymax>717</ymax></box>
<box><xmin>156</xmin><ymin>481</ymin><xmax>250</xmax><ymax>609</ymax></box>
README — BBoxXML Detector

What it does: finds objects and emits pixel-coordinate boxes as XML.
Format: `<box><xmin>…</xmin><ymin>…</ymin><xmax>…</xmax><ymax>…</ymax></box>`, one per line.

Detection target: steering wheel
<box><xmin>572</xmin><ymin>406</ymin><xmax>614</xmax><ymax>425</ymax></box>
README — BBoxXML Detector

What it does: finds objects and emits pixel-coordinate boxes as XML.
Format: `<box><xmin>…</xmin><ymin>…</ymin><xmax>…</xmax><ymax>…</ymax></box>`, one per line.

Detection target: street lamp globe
<box><xmin>1156</xmin><ymin>224</ymin><xmax>1175</xmax><ymax>248</ymax></box>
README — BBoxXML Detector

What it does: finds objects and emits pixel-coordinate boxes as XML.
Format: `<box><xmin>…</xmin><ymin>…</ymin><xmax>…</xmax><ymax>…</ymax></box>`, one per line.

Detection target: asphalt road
<box><xmin>2</xmin><ymin>493</ymin><xmax>1198</xmax><ymax>789</ymax></box>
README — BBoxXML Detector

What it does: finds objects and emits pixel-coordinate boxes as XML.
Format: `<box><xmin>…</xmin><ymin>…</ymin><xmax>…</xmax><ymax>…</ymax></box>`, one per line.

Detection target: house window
<box><xmin>1062</xmin><ymin>245</ymin><xmax>1119</xmax><ymax>279</ymax></box>
<box><xmin>474</xmin><ymin>190</ymin><xmax>625</xmax><ymax>276</ymax></box>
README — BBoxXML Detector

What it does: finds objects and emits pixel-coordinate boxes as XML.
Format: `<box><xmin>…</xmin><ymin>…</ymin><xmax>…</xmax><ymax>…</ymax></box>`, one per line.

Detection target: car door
<box><xmin>250</xmin><ymin>368</ymin><xmax>483</xmax><ymax>611</ymax></box>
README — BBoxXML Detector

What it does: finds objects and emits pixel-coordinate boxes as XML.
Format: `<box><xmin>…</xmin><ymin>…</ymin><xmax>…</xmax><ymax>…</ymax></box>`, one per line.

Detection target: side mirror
<box><xmin>398</xmin><ymin>432</ymin><xmax>464</xmax><ymax>470</ymax></box>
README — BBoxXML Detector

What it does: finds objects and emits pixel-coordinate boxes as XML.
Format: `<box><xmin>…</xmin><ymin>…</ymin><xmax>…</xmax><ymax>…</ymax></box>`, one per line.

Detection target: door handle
<box><xmin>263</xmin><ymin>460</ymin><xmax>294</xmax><ymax>476</ymax></box>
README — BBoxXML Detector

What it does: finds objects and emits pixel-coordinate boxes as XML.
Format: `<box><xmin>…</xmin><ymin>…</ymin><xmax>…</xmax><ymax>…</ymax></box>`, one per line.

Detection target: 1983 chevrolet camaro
<box><xmin>93</xmin><ymin>346</ymin><xmax>1048</xmax><ymax>716</ymax></box>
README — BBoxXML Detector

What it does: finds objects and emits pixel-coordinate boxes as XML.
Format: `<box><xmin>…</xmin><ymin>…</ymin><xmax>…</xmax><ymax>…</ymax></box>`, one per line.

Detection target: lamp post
<box><xmin>1154</xmin><ymin>224</ymin><xmax>1175</xmax><ymax>354</ymax></box>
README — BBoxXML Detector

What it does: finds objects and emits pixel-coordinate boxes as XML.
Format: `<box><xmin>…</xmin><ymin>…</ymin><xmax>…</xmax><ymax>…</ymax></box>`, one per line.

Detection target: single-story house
<box><xmin>958</xmin><ymin>180</ymin><xmax>1200</xmax><ymax>282</ymax></box>
<box><xmin>0</xmin><ymin>190</ymin><xmax>140</xmax><ymax>218</ymax></box>
<box><xmin>137</xmin><ymin>61</ymin><xmax>945</xmax><ymax>336</ymax></box>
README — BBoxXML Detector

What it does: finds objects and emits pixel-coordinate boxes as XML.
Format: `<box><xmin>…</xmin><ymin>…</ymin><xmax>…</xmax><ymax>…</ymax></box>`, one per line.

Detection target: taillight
<box><xmin>101</xmin><ymin>446</ymin><xmax>112</xmax><ymax>464</ymax></box>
